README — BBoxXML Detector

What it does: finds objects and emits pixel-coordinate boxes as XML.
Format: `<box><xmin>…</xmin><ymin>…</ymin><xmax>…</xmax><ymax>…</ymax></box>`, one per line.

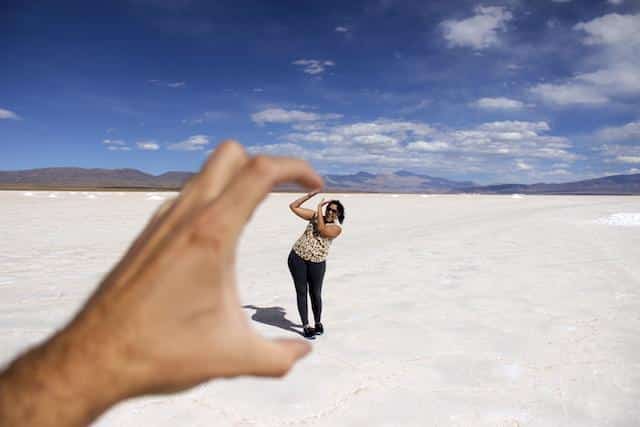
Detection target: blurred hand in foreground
<box><xmin>0</xmin><ymin>140</ymin><xmax>323</xmax><ymax>427</ymax></box>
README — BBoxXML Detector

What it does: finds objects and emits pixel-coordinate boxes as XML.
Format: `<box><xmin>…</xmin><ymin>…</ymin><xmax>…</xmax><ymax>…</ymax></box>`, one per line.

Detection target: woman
<box><xmin>288</xmin><ymin>189</ymin><xmax>345</xmax><ymax>339</ymax></box>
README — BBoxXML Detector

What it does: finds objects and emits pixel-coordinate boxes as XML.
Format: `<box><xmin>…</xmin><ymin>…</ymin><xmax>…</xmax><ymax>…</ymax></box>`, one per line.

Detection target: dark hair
<box><xmin>326</xmin><ymin>200</ymin><xmax>345</xmax><ymax>224</ymax></box>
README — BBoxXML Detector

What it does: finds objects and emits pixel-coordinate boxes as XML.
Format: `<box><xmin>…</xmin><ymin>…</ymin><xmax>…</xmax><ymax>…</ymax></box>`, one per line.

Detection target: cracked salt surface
<box><xmin>1</xmin><ymin>192</ymin><xmax>639</xmax><ymax>426</ymax></box>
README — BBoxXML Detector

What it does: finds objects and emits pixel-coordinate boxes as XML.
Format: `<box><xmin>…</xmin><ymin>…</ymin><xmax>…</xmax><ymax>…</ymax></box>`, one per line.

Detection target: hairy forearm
<box><xmin>0</xmin><ymin>323</ymin><xmax>128</xmax><ymax>426</ymax></box>
<box><xmin>289</xmin><ymin>193</ymin><xmax>311</xmax><ymax>208</ymax></box>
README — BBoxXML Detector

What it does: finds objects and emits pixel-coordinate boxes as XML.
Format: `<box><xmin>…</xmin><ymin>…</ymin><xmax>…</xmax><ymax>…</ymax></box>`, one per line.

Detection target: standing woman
<box><xmin>288</xmin><ymin>189</ymin><xmax>345</xmax><ymax>339</ymax></box>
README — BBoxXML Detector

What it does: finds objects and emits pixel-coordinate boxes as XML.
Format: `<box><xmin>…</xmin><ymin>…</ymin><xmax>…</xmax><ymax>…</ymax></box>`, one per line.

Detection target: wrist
<box><xmin>0</xmin><ymin>316</ymin><xmax>134</xmax><ymax>426</ymax></box>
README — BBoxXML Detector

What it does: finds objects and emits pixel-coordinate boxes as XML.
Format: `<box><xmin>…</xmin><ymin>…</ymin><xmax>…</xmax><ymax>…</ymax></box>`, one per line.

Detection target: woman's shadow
<box><xmin>242</xmin><ymin>305</ymin><xmax>304</xmax><ymax>337</ymax></box>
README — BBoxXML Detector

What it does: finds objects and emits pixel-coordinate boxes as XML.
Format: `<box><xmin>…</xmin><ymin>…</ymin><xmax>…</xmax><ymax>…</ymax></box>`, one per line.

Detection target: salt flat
<box><xmin>1</xmin><ymin>191</ymin><xmax>639</xmax><ymax>426</ymax></box>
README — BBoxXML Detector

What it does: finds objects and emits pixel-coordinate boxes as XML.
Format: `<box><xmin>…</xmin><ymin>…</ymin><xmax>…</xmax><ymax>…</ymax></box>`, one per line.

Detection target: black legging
<box><xmin>287</xmin><ymin>249</ymin><xmax>326</xmax><ymax>326</ymax></box>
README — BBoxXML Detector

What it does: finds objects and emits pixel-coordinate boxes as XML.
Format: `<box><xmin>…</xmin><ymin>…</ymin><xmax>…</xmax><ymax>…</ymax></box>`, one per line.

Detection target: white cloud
<box><xmin>574</xmin><ymin>13</ymin><xmax>640</xmax><ymax>46</ymax></box>
<box><xmin>597</xmin><ymin>121</ymin><xmax>640</xmax><ymax>141</ymax></box>
<box><xmin>516</xmin><ymin>160</ymin><xmax>533</xmax><ymax>170</ymax></box>
<box><xmin>335</xmin><ymin>121</ymin><xmax>433</xmax><ymax>138</ymax></box>
<box><xmin>472</xmin><ymin>97</ymin><xmax>525</xmax><ymax>110</ymax></box>
<box><xmin>598</xmin><ymin>144</ymin><xmax>640</xmax><ymax>164</ymax></box>
<box><xmin>168</xmin><ymin>134</ymin><xmax>209</xmax><ymax>151</ymax></box>
<box><xmin>352</xmin><ymin>134</ymin><xmax>399</xmax><ymax>146</ymax></box>
<box><xmin>406</xmin><ymin>141</ymin><xmax>450</xmax><ymax>152</ymax></box>
<box><xmin>335</xmin><ymin>26</ymin><xmax>349</xmax><ymax>32</ymax></box>
<box><xmin>617</xmin><ymin>156</ymin><xmax>640</xmax><ymax>163</ymax></box>
<box><xmin>107</xmin><ymin>146</ymin><xmax>132</xmax><ymax>151</ymax></box>
<box><xmin>280</xmin><ymin>117</ymin><xmax>576</xmax><ymax>170</ymax></box>
<box><xmin>148</xmin><ymin>79</ymin><xmax>186</xmax><ymax>88</ymax></box>
<box><xmin>292</xmin><ymin>59</ymin><xmax>335</xmax><ymax>75</ymax></box>
<box><xmin>137</xmin><ymin>141</ymin><xmax>160</xmax><ymax>150</ymax></box>
<box><xmin>551</xmin><ymin>0</ymin><xmax>572</xmax><ymax>3</ymax></box>
<box><xmin>0</xmin><ymin>108</ymin><xmax>20</xmax><ymax>120</ymax></box>
<box><xmin>102</xmin><ymin>139</ymin><xmax>127</xmax><ymax>145</ymax></box>
<box><xmin>575</xmin><ymin>65</ymin><xmax>640</xmax><ymax>96</ymax></box>
<box><xmin>532</xmin><ymin>13</ymin><xmax>640</xmax><ymax>106</ymax></box>
<box><xmin>248</xmin><ymin>111</ymin><xmax>578</xmax><ymax>182</ymax></box>
<box><xmin>251</xmin><ymin>108</ymin><xmax>342</xmax><ymax>125</ymax></box>
<box><xmin>441</xmin><ymin>6</ymin><xmax>512</xmax><ymax>50</ymax></box>
<box><xmin>530</xmin><ymin>83</ymin><xmax>609</xmax><ymax>105</ymax></box>
<box><xmin>608</xmin><ymin>0</ymin><xmax>624</xmax><ymax>4</ymax></box>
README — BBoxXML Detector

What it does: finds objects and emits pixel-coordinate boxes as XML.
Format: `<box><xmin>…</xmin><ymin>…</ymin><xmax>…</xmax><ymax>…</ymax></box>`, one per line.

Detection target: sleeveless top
<box><xmin>292</xmin><ymin>212</ymin><xmax>337</xmax><ymax>263</ymax></box>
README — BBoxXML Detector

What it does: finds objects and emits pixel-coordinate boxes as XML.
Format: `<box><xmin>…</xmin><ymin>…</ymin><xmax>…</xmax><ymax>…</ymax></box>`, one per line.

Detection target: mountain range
<box><xmin>0</xmin><ymin>167</ymin><xmax>639</xmax><ymax>194</ymax></box>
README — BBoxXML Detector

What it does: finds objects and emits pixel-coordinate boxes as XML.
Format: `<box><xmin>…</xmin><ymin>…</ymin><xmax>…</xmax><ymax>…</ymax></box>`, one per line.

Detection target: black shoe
<box><xmin>314</xmin><ymin>323</ymin><xmax>324</xmax><ymax>335</ymax></box>
<box><xmin>303</xmin><ymin>326</ymin><xmax>316</xmax><ymax>339</ymax></box>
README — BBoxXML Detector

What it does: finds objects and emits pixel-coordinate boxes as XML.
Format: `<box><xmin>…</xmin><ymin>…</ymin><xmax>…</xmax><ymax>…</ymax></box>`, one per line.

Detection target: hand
<box><xmin>307</xmin><ymin>188</ymin><xmax>322</xmax><ymax>198</ymax></box>
<box><xmin>61</xmin><ymin>140</ymin><xmax>323</xmax><ymax>398</ymax></box>
<box><xmin>318</xmin><ymin>198</ymin><xmax>330</xmax><ymax>208</ymax></box>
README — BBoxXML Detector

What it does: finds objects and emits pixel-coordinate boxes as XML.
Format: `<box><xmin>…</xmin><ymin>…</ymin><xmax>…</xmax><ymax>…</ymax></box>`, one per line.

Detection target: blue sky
<box><xmin>1</xmin><ymin>0</ymin><xmax>639</xmax><ymax>184</ymax></box>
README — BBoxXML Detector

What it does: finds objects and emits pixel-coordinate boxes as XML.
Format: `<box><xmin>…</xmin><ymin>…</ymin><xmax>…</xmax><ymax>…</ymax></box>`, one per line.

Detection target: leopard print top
<box><xmin>292</xmin><ymin>212</ymin><xmax>337</xmax><ymax>263</ymax></box>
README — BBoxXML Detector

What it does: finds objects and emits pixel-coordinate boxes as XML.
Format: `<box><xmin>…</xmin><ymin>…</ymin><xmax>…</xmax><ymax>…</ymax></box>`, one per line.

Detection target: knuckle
<box><xmin>217</xmin><ymin>139</ymin><xmax>243</xmax><ymax>153</ymax></box>
<box><xmin>191</xmin><ymin>206</ymin><xmax>231</xmax><ymax>251</ymax></box>
<box><xmin>250</xmin><ymin>155</ymin><xmax>275</xmax><ymax>177</ymax></box>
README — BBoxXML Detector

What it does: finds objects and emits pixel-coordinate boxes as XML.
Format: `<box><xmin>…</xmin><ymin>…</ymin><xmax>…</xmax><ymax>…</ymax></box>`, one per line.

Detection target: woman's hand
<box><xmin>307</xmin><ymin>188</ymin><xmax>322</xmax><ymax>198</ymax></box>
<box><xmin>317</xmin><ymin>198</ymin><xmax>330</xmax><ymax>208</ymax></box>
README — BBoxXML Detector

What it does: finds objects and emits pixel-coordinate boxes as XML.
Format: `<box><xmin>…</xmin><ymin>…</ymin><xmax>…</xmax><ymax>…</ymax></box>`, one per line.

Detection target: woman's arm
<box><xmin>316</xmin><ymin>202</ymin><xmax>325</xmax><ymax>229</ymax></box>
<box><xmin>289</xmin><ymin>189</ymin><xmax>321</xmax><ymax>221</ymax></box>
<box><xmin>289</xmin><ymin>193</ymin><xmax>312</xmax><ymax>209</ymax></box>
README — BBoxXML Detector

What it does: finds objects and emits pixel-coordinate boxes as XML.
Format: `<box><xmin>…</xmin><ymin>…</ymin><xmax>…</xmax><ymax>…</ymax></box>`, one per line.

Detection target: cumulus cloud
<box><xmin>597</xmin><ymin>144</ymin><xmax>640</xmax><ymax>164</ymax></box>
<box><xmin>406</xmin><ymin>141</ymin><xmax>450</xmax><ymax>152</ymax></box>
<box><xmin>292</xmin><ymin>59</ymin><xmax>335</xmax><ymax>75</ymax></box>
<box><xmin>335</xmin><ymin>26</ymin><xmax>349</xmax><ymax>32</ymax></box>
<box><xmin>608</xmin><ymin>0</ymin><xmax>624</xmax><ymax>4</ymax></box>
<box><xmin>278</xmin><ymin>116</ymin><xmax>576</xmax><ymax>167</ymax></box>
<box><xmin>616</xmin><ymin>156</ymin><xmax>640</xmax><ymax>163</ymax></box>
<box><xmin>472</xmin><ymin>97</ymin><xmax>525</xmax><ymax>110</ymax></box>
<box><xmin>574</xmin><ymin>13</ymin><xmax>640</xmax><ymax>46</ymax></box>
<box><xmin>532</xmin><ymin>13</ymin><xmax>640</xmax><ymax>106</ymax></box>
<box><xmin>137</xmin><ymin>140</ymin><xmax>160</xmax><ymax>150</ymax></box>
<box><xmin>516</xmin><ymin>160</ymin><xmax>533</xmax><ymax>170</ymax></box>
<box><xmin>596</xmin><ymin>120</ymin><xmax>640</xmax><ymax>140</ymax></box>
<box><xmin>248</xmin><ymin>107</ymin><xmax>579</xmax><ymax>181</ymax></box>
<box><xmin>0</xmin><ymin>108</ymin><xmax>20</xmax><ymax>120</ymax></box>
<box><xmin>251</xmin><ymin>108</ymin><xmax>342</xmax><ymax>125</ymax></box>
<box><xmin>102</xmin><ymin>139</ymin><xmax>127</xmax><ymax>145</ymax></box>
<box><xmin>107</xmin><ymin>146</ymin><xmax>132</xmax><ymax>151</ymax></box>
<box><xmin>441</xmin><ymin>6</ymin><xmax>512</xmax><ymax>50</ymax></box>
<box><xmin>168</xmin><ymin>134</ymin><xmax>209</xmax><ymax>151</ymax></box>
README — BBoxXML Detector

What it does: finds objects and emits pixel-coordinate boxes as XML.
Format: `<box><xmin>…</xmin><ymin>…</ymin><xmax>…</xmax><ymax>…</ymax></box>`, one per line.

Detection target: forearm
<box><xmin>316</xmin><ymin>204</ymin><xmax>325</xmax><ymax>230</ymax></box>
<box><xmin>289</xmin><ymin>193</ymin><xmax>311</xmax><ymax>208</ymax></box>
<box><xmin>0</xmin><ymin>324</ymin><xmax>128</xmax><ymax>427</ymax></box>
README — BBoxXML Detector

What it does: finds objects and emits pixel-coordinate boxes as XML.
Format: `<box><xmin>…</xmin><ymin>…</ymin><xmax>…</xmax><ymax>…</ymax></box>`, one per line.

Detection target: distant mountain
<box><xmin>0</xmin><ymin>167</ymin><xmax>474</xmax><ymax>193</ymax></box>
<box><xmin>460</xmin><ymin>173</ymin><xmax>640</xmax><ymax>195</ymax></box>
<box><xmin>0</xmin><ymin>167</ymin><xmax>638</xmax><ymax>194</ymax></box>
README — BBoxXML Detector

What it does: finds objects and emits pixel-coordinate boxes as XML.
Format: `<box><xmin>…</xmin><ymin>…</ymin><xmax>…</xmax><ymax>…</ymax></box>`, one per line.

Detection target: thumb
<box><xmin>249</xmin><ymin>337</ymin><xmax>312</xmax><ymax>377</ymax></box>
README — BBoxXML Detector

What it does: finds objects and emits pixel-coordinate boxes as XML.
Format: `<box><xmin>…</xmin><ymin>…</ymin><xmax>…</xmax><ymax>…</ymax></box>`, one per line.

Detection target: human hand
<box><xmin>307</xmin><ymin>188</ymin><xmax>322</xmax><ymax>198</ymax></box>
<box><xmin>60</xmin><ymin>140</ymin><xmax>323</xmax><ymax>399</ymax></box>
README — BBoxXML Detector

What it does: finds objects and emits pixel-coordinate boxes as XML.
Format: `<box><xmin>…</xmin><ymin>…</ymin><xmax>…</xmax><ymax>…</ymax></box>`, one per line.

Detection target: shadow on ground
<box><xmin>242</xmin><ymin>305</ymin><xmax>303</xmax><ymax>337</ymax></box>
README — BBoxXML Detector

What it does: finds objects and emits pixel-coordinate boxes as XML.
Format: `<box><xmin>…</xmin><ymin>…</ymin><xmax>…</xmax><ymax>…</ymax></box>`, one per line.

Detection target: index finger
<box><xmin>203</xmin><ymin>156</ymin><xmax>323</xmax><ymax>237</ymax></box>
